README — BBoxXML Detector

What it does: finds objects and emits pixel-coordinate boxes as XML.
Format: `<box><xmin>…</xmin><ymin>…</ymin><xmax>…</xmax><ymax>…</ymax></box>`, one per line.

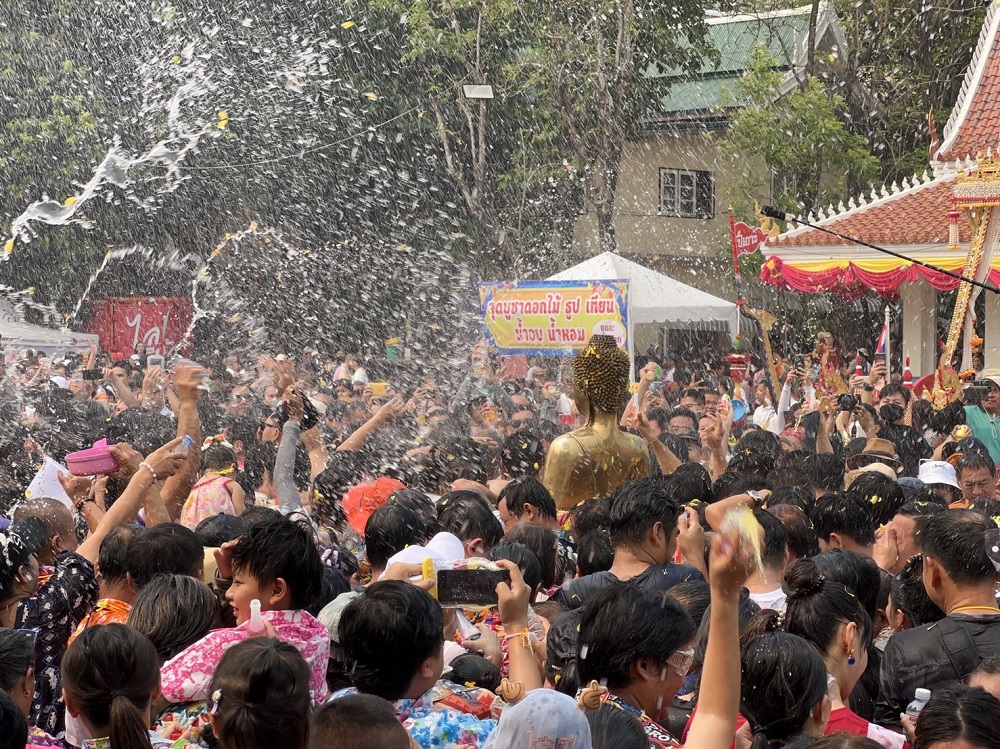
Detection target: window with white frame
<box><xmin>659</xmin><ymin>168</ymin><xmax>715</xmax><ymax>218</ymax></box>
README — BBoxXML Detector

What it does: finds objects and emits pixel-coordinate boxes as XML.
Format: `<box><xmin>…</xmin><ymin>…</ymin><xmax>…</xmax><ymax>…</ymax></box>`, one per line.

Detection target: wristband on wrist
<box><xmin>138</xmin><ymin>461</ymin><xmax>160</xmax><ymax>482</ymax></box>
<box><xmin>503</xmin><ymin>628</ymin><xmax>533</xmax><ymax>651</ymax></box>
<box><xmin>74</xmin><ymin>498</ymin><xmax>96</xmax><ymax>512</ymax></box>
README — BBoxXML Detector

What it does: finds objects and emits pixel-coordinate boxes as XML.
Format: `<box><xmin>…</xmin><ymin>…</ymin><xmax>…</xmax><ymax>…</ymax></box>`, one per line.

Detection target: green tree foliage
<box><xmin>832</xmin><ymin>0</ymin><xmax>986</xmax><ymax>181</ymax></box>
<box><xmin>721</xmin><ymin>44</ymin><xmax>879</xmax><ymax>219</ymax></box>
<box><xmin>373</xmin><ymin>0</ymin><xmax>720</xmax><ymax>259</ymax></box>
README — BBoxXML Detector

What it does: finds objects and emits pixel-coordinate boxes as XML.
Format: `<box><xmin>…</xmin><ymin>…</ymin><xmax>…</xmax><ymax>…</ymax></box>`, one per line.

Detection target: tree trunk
<box><xmin>803</xmin><ymin>0</ymin><xmax>820</xmax><ymax>83</ymax></box>
<box><xmin>596</xmin><ymin>199</ymin><xmax>618</xmax><ymax>254</ymax></box>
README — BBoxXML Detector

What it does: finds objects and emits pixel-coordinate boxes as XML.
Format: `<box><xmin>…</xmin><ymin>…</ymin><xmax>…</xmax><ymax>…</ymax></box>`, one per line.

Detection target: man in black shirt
<box><xmin>876</xmin><ymin>511</ymin><xmax>1000</xmax><ymax>726</ymax></box>
<box><xmin>554</xmin><ymin>479</ymin><xmax>703</xmax><ymax>609</ymax></box>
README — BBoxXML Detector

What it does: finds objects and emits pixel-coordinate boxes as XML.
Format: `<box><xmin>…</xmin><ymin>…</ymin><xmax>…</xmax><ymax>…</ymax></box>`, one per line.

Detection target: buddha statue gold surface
<box><xmin>543</xmin><ymin>334</ymin><xmax>650</xmax><ymax>510</ymax></box>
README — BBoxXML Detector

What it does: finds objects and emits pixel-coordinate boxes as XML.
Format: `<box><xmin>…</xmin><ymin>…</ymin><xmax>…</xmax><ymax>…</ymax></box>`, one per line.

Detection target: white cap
<box><xmin>917</xmin><ymin>460</ymin><xmax>960</xmax><ymax>490</ymax></box>
<box><xmin>49</xmin><ymin>376</ymin><xmax>69</xmax><ymax>389</ymax></box>
<box><xmin>915</xmin><ymin>688</ymin><xmax>931</xmax><ymax>700</ymax></box>
<box><xmin>379</xmin><ymin>531</ymin><xmax>466</xmax><ymax>578</ymax></box>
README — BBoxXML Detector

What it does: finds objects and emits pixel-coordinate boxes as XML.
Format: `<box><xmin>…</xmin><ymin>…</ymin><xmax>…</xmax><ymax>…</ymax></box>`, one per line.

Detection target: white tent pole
<box><xmin>628</xmin><ymin>300</ymin><xmax>636</xmax><ymax>382</ymax></box>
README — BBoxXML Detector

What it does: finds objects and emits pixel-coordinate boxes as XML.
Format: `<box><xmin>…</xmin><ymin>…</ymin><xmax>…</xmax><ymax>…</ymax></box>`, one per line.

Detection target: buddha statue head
<box><xmin>572</xmin><ymin>334</ymin><xmax>630</xmax><ymax>418</ymax></box>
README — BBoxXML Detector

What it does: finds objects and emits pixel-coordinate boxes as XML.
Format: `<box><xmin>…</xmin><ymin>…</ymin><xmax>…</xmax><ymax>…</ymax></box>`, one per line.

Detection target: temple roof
<box><xmin>765</xmin><ymin>172</ymin><xmax>972</xmax><ymax>249</ymax></box>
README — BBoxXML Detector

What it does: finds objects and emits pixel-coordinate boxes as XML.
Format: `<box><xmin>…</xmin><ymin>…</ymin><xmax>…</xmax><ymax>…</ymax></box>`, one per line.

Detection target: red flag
<box><xmin>730</xmin><ymin>219</ymin><xmax>769</xmax><ymax>259</ymax></box>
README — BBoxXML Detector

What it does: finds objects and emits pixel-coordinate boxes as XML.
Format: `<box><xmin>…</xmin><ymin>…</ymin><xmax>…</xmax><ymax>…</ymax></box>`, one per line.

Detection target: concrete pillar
<box><xmin>900</xmin><ymin>282</ymin><xmax>937</xmax><ymax>377</ymax></box>
<box><xmin>986</xmin><ymin>289</ymin><xmax>1000</xmax><ymax>369</ymax></box>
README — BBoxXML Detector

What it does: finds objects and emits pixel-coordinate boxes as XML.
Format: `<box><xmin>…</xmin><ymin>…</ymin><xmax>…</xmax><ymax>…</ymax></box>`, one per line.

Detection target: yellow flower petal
<box><xmin>4</xmin><ymin>239</ymin><xmax>13</xmax><ymax>254</ymax></box>
<box><xmin>217</xmin><ymin>119</ymin><xmax>228</xmax><ymax>129</ymax></box>
<box><xmin>364</xmin><ymin>92</ymin><xmax>379</xmax><ymax>100</ymax></box>
<box><xmin>218</xmin><ymin>111</ymin><xmax>228</xmax><ymax>120</ymax></box>
<box><xmin>64</xmin><ymin>196</ymin><xmax>77</xmax><ymax>207</ymax></box>
<box><xmin>171</xmin><ymin>55</ymin><xmax>181</xmax><ymax>64</ymax></box>
<box><xmin>342</xmin><ymin>20</ymin><xmax>355</xmax><ymax>29</ymax></box>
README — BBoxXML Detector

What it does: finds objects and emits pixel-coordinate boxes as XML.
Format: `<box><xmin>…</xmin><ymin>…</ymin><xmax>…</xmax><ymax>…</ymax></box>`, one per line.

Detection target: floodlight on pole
<box><xmin>462</xmin><ymin>85</ymin><xmax>494</xmax><ymax>99</ymax></box>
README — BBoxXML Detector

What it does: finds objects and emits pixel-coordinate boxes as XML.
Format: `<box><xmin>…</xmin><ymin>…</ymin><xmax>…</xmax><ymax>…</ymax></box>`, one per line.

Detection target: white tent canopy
<box><xmin>0</xmin><ymin>299</ymin><xmax>98</xmax><ymax>355</ymax></box>
<box><xmin>547</xmin><ymin>252</ymin><xmax>739</xmax><ymax>340</ymax></box>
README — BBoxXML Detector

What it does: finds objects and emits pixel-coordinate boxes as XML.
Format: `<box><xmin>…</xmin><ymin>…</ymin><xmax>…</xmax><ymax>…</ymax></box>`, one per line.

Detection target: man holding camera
<box><xmin>964</xmin><ymin>370</ymin><xmax>1000</xmax><ymax>465</ymax></box>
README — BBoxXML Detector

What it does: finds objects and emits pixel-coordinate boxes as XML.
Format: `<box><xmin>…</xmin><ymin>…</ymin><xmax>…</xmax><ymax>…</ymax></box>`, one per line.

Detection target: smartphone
<box><xmin>435</xmin><ymin>568</ymin><xmax>510</xmax><ymax>608</ymax></box>
<box><xmin>147</xmin><ymin>354</ymin><xmax>165</xmax><ymax>368</ymax></box>
<box><xmin>368</xmin><ymin>382</ymin><xmax>389</xmax><ymax>398</ymax></box>
<box><xmin>81</xmin><ymin>368</ymin><xmax>103</xmax><ymax>381</ymax></box>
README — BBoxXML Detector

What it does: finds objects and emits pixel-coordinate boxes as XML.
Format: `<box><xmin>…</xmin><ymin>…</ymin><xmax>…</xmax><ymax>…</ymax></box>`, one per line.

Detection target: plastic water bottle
<box><xmin>906</xmin><ymin>688</ymin><xmax>931</xmax><ymax>720</ymax></box>
<box><xmin>247</xmin><ymin>599</ymin><xmax>267</xmax><ymax>637</ymax></box>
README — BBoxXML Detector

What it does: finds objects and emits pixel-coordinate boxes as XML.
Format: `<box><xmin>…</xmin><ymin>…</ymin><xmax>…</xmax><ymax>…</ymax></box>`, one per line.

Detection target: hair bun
<box><xmin>784</xmin><ymin>558</ymin><xmax>826</xmax><ymax>602</ymax></box>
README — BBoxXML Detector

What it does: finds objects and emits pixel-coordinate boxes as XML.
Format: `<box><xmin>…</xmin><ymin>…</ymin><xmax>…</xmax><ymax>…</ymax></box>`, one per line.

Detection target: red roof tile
<box><xmin>936</xmin><ymin>5</ymin><xmax>1000</xmax><ymax>162</ymax></box>
<box><xmin>767</xmin><ymin>176</ymin><xmax>970</xmax><ymax>248</ymax></box>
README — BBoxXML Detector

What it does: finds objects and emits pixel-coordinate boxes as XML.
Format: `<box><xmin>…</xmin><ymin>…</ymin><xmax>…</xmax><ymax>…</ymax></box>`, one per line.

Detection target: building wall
<box><xmin>571</xmin><ymin>130</ymin><xmax>768</xmax><ymax>295</ymax></box>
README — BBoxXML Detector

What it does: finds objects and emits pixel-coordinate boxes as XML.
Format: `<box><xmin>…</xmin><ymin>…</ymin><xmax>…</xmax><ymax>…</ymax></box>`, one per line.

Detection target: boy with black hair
<box><xmin>124</xmin><ymin>523</ymin><xmax>205</xmax><ymax>589</ymax></box>
<box><xmin>767</xmin><ymin>504</ymin><xmax>820</xmax><ymax>561</ymax></box>
<box><xmin>364</xmin><ymin>504</ymin><xmax>428</xmax><ymax>581</ymax></box>
<box><xmin>497</xmin><ymin>477</ymin><xmax>558</xmax><ymax>532</ymax></box>
<box><xmin>554</xmin><ymin>480</ymin><xmax>704</xmax><ymax>610</ymax></box>
<box><xmin>436</xmin><ymin>491</ymin><xmax>503</xmax><ymax>557</ymax></box>
<box><xmin>334</xmin><ymin>561</ymin><xmax>539</xmax><ymax>749</ymax></box>
<box><xmin>310</xmin><ymin>694</ymin><xmax>412</xmax><ymax>749</ymax></box>
<box><xmin>810</xmin><ymin>491</ymin><xmax>876</xmax><ymax>554</ymax></box>
<box><xmin>160</xmin><ymin>519</ymin><xmax>329</xmax><ymax>705</ymax></box>
<box><xmin>69</xmin><ymin>525</ymin><xmax>145</xmax><ymax>644</ymax></box>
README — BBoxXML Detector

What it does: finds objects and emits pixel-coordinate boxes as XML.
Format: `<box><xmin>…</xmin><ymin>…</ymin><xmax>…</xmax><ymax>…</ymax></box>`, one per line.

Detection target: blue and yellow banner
<box><xmin>479</xmin><ymin>279</ymin><xmax>629</xmax><ymax>355</ymax></box>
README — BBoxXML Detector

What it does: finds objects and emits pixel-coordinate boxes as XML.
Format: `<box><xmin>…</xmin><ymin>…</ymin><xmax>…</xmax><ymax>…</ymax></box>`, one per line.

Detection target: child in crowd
<box><xmin>160</xmin><ymin>519</ymin><xmax>329</xmax><ymax>705</ymax></box>
<box><xmin>180</xmin><ymin>439</ymin><xmax>246</xmax><ymax>530</ymax></box>
<box><xmin>206</xmin><ymin>637</ymin><xmax>311</xmax><ymax>749</ymax></box>
<box><xmin>62</xmin><ymin>623</ymin><xmax>198</xmax><ymax>749</ymax></box>
<box><xmin>309</xmin><ymin>694</ymin><xmax>413</xmax><ymax>749</ymax></box>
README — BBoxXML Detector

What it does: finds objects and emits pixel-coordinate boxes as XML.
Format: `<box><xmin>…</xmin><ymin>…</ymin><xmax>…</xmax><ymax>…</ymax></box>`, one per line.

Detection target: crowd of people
<box><xmin>0</xmin><ymin>335</ymin><xmax>1000</xmax><ymax>749</ymax></box>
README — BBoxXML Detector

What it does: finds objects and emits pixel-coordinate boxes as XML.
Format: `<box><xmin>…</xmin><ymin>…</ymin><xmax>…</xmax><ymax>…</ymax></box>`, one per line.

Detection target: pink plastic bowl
<box><xmin>65</xmin><ymin>439</ymin><xmax>120</xmax><ymax>476</ymax></box>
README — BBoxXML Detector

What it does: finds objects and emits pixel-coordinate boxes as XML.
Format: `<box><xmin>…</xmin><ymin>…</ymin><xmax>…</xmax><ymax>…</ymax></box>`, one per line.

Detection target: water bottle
<box><xmin>905</xmin><ymin>688</ymin><xmax>931</xmax><ymax>720</ymax></box>
<box><xmin>247</xmin><ymin>599</ymin><xmax>267</xmax><ymax>637</ymax></box>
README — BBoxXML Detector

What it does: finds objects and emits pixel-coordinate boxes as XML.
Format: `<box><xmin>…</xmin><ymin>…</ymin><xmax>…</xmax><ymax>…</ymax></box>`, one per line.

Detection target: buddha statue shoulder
<box><xmin>543</xmin><ymin>335</ymin><xmax>650</xmax><ymax>511</ymax></box>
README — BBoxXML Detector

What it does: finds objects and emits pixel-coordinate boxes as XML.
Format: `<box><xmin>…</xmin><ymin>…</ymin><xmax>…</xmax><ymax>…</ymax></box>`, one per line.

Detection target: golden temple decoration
<box><xmin>755</xmin><ymin>201</ymin><xmax>781</xmax><ymax>239</ymax></box>
<box><xmin>931</xmin><ymin>147</ymin><xmax>1000</xmax><ymax>407</ymax></box>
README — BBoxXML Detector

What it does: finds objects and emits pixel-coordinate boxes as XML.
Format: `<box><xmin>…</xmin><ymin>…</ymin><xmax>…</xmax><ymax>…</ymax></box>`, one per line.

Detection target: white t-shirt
<box><xmin>749</xmin><ymin>587</ymin><xmax>788</xmax><ymax>613</ymax></box>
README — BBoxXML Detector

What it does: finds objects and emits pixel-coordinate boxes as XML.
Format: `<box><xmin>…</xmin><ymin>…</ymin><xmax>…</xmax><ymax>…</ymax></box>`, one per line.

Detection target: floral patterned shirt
<box><xmin>69</xmin><ymin>598</ymin><xmax>132</xmax><ymax>646</ymax></box>
<box><xmin>160</xmin><ymin>608</ymin><xmax>330</xmax><ymax>705</ymax></box>
<box><xmin>17</xmin><ymin>552</ymin><xmax>99</xmax><ymax>738</ymax></box>
<box><xmin>331</xmin><ymin>681</ymin><xmax>497</xmax><ymax>749</ymax></box>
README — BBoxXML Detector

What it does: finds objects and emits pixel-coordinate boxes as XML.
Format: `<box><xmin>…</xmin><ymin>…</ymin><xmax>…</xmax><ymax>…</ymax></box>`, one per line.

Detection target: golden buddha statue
<box><xmin>543</xmin><ymin>335</ymin><xmax>651</xmax><ymax>511</ymax></box>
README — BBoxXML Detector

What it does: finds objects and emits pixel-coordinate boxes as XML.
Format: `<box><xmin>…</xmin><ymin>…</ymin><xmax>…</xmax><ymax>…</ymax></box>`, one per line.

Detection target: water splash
<box><xmin>6</xmin><ymin>84</ymin><xmax>215</xmax><ymax>254</ymax></box>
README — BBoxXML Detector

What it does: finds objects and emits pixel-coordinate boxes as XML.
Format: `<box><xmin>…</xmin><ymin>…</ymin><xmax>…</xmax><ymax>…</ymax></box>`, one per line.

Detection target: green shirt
<box><xmin>964</xmin><ymin>405</ymin><xmax>1000</xmax><ymax>464</ymax></box>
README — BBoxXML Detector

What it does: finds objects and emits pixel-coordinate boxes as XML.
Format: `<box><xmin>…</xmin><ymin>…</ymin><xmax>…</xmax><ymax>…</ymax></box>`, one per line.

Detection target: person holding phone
<box><xmin>332</xmin><ymin>559</ymin><xmax>541</xmax><ymax>749</ymax></box>
<box><xmin>962</xmin><ymin>371</ymin><xmax>1000</xmax><ymax>464</ymax></box>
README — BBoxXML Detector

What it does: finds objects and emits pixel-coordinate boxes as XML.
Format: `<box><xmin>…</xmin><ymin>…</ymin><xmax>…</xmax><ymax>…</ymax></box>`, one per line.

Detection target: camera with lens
<box><xmin>838</xmin><ymin>394</ymin><xmax>859</xmax><ymax>412</ymax></box>
<box><xmin>965</xmin><ymin>381</ymin><xmax>991</xmax><ymax>402</ymax></box>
